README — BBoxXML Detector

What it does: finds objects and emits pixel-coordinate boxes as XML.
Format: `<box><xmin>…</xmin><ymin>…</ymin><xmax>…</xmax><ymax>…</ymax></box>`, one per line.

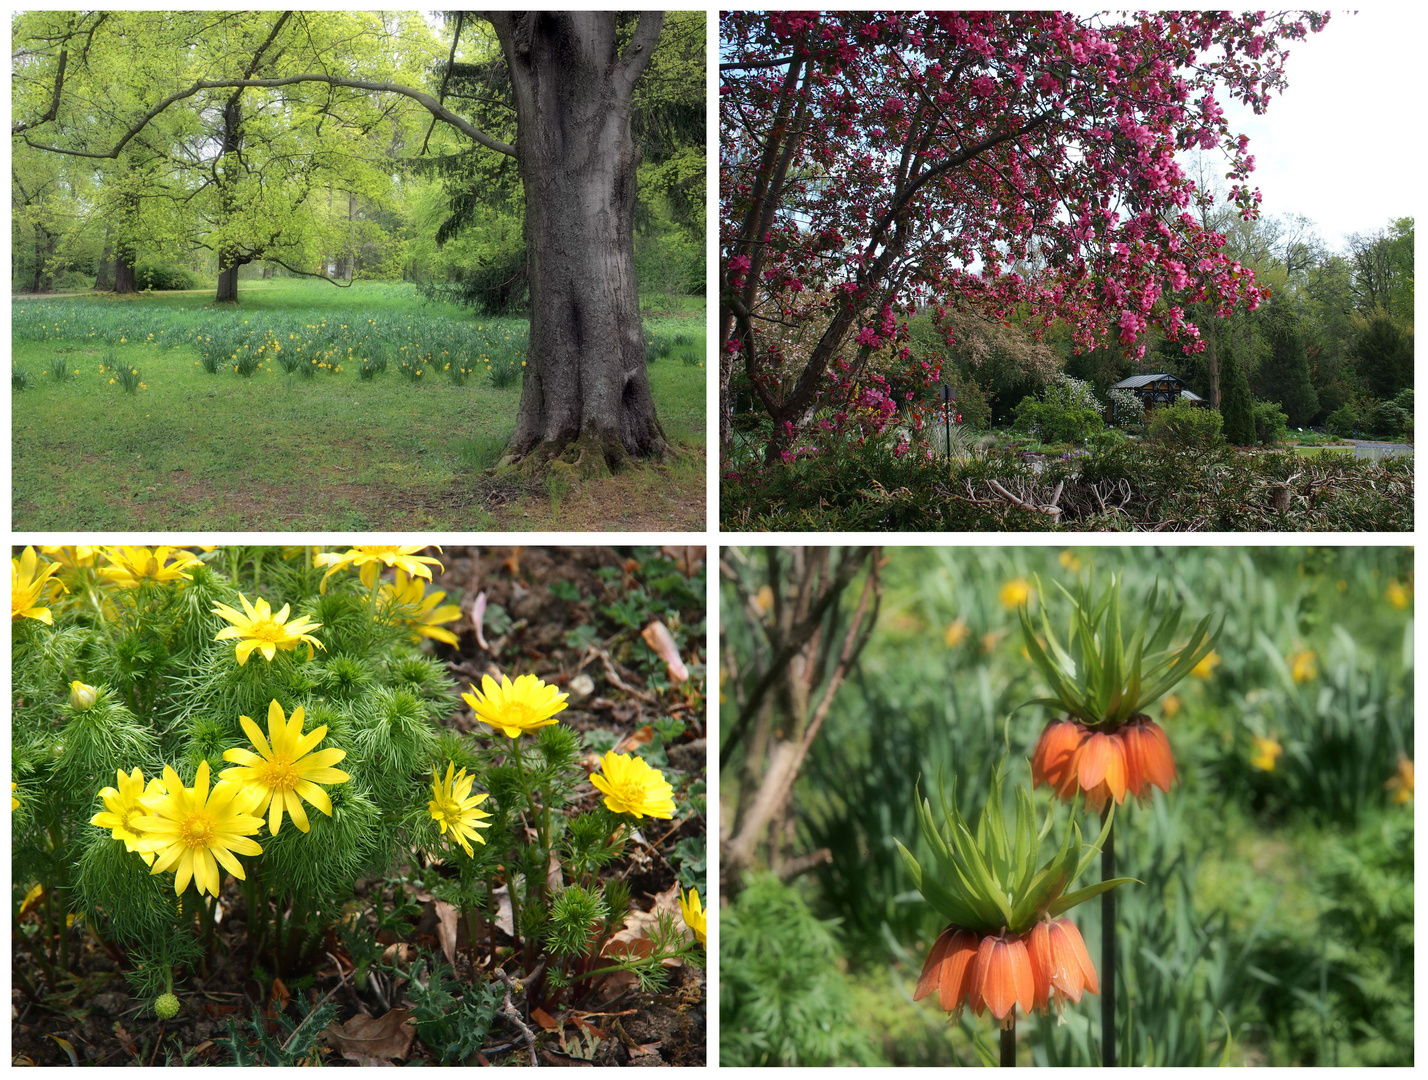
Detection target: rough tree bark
<box><xmin>486</xmin><ymin>11</ymin><xmax>671</xmax><ymax>473</ymax></box>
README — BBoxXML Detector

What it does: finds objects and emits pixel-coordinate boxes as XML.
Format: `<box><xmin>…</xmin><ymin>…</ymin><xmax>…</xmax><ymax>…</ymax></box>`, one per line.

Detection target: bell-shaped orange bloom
<box><xmin>916</xmin><ymin>921</ymin><xmax>1099</xmax><ymax>1020</ymax></box>
<box><xmin>1027</xmin><ymin>917</ymin><xmax>1098</xmax><ymax>1012</ymax></box>
<box><xmin>1032</xmin><ymin>716</ymin><xmax>1176</xmax><ymax>812</ymax></box>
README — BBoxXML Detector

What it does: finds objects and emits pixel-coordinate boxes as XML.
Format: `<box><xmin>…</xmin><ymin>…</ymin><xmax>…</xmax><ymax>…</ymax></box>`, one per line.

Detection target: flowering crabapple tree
<box><xmin>720</xmin><ymin>10</ymin><xmax>1330</xmax><ymax>460</ymax></box>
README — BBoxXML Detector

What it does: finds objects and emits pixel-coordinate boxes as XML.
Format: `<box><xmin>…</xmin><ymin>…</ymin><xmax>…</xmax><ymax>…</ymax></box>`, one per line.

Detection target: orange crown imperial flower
<box><xmin>897</xmin><ymin>766</ymin><xmax>1134</xmax><ymax>1021</ymax></box>
<box><xmin>1020</xmin><ymin>574</ymin><xmax>1219</xmax><ymax>811</ymax></box>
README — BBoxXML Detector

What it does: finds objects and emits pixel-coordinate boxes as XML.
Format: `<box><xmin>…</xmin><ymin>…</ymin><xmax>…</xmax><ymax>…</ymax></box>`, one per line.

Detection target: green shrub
<box><xmin>1366</xmin><ymin>399</ymin><xmax>1410</xmax><ymax>437</ymax></box>
<box><xmin>1012</xmin><ymin>398</ymin><xmax>1103</xmax><ymax>444</ymax></box>
<box><xmin>134</xmin><ymin>261</ymin><xmax>198</xmax><ymax>291</ymax></box>
<box><xmin>721</xmin><ymin>874</ymin><xmax>881</xmax><ymax>1067</ymax></box>
<box><xmin>1148</xmin><ymin>400</ymin><xmax>1223</xmax><ymax>449</ymax></box>
<box><xmin>1325</xmin><ymin>404</ymin><xmax>1359</xmax><ymax>437</ymax></box>
<box><xmin>1252</xmin><ymin>400</ymin><xmax>1289</xmax><ymax>446</ymax></box>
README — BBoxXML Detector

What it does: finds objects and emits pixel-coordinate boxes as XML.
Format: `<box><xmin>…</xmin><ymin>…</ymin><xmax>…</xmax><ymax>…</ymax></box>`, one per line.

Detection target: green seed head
<box><xmin>154</xmin><ymin>992</ymin><xmax>180</xmax><ymax>1020</ymax></box>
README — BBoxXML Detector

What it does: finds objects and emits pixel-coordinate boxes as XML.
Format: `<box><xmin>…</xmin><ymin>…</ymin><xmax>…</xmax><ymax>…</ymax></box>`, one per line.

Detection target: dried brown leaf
<box><xmin>641</xmin><ymin>621</ymin><xmax>689</xmax><ymax>683</ymax></box>
<box><xmin>322</xmin><ymin>1008</ymin><xmax>415</xmax><ymax>1065</ymax></box>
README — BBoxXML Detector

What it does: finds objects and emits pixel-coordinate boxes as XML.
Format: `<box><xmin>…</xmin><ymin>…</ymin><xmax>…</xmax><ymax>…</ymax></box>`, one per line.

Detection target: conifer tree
<box><xmin>1220</xmin><ymin>340</ymin><xmax>1256</xmax><ymax>445</ymax></box>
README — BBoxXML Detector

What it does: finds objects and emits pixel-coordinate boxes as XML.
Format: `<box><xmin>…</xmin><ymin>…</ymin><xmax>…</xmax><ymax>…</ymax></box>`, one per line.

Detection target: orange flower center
<box><xmin>254</xmin><ymin>754</ymin><xmax>301</xmax><ymax>793</ymax></box>
<box><xmin>179</xmin><ymin>811</ymin><xmax>216</xmax><ymax>849</ymax></box>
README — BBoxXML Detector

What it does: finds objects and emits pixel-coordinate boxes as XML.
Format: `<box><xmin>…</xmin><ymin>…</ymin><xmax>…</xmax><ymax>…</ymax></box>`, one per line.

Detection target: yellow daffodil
<box><xmin>944</xmin><ymin>618</ymin><xmax>968</xmax><ymax>648</ymax></box>
<box><xmin>1191</xmin><ymin>650</ymin><xmax>1221</xmax><ymax>679</ymax></box>
<box><xmin>680</xmin><ymin>887</ymin><xmax>707</xmax><ymax>946</ymax></box>
<box><xmin>999</xmin><ymin>578</ymin><xmax>1032</xmax><ymax>610</ymax></box>
<box><xmin>212</xmin><ymin>593</ymin><xmax>324</xmax><ymax>665</ymax></box>
<box><xmin>1385</xmin><ymin>579</ymin><xmax>1411</xmax><ymax>609</ymax></box>
<box><xmin>98</xmin><ymin>546</ymin><xmax>202</xmax><ymax>589</ymax></box>
<box><xmin>589</xmin><ymin>750</ymin><xmax>675</xmax><ymax>819</ymax></box>
<box><xmin>1288</xmin><ymin>649</ymin><xmax>1317</xmax><ymax>683</ymax></box>
<box><xmin>428</xmin><ymin>762</ymin><xmax>492</xmax><ymax>856</ymax></box>
<box><xmin>220</xmin><ymin>701</ymin><xmax>349</xmax><ymax>834</ymax></box>
<box><xmin>380</xmin><ymin>570</ymin><xmax>462</xmax><ymax>646</ymax></box>
<box><xmin>315</xmin><ymin>545</ymin><xmax>444</xmax><ymax>592</ymax></box>
<box><xmin>1386</xmin><ymin>757</ymin><xmax>1413</xmax><ymax>804</ymax></box>
<box><xmin>133</xmin><ymin>762</ymin><xmax>264</xmax><ymax>897</ymax></box>
<box><xmin>12</xmin><ymin>546</ymin><xmax>62</xmax><ymax>623</ymax></box>
<box><xmin>463</xmin><ymin>674</ymin><xmax>569</xmax><ymax>738</ymax></box>
<box><xmin>91</xmin><ymin>767</ymin><xmax>167</xmax><ymax>865</ymax></box>
<box><xmin>1249</xmin><ymin>735</ymin><xmax>1283</xmax><ymax>772</ymax></box>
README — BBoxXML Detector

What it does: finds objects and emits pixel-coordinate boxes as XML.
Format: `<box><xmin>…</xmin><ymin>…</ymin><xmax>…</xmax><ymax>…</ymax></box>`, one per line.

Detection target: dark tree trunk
<box><xmin>95</xmin><ymin>231</ymin><xmax>115</xmax><ymax>290</ymax></box>
<box><xmin>489</xmin><ymin>12</ymin><xmax>670</xmax><ymax>474</ymax></box>
<box><xmin>216</xmin><ymin>263</ymin><xmax>241</xmax><ymax>303</ymax></box>
<box><xmin>31</xmin><ymin>225</ymin><xmax>55</xmax><ymax>293</ymax></box>
<box><xmin>262</xmin><ymin>262</ymin><xmax>274</xmax><ymax>280</ymax></box>
<box><xmin>113</xmin><ymin>253</ymin><xmax>136</xmax><ymax>294</ymax></box>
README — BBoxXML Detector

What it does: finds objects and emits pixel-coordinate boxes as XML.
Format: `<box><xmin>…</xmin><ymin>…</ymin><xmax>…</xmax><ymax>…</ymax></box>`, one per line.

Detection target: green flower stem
<box><xmin>509</xmin><ymin>736</ymin><xmax>550</xmax><ymax>903</ymax></box>
<box><xmin>1102</xmin><ymin>811</ymin><xmax>1117</xmax><ymax>1068</ymax></box>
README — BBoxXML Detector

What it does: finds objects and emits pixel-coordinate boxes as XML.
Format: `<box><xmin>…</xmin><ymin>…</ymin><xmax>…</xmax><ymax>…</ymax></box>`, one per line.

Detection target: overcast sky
<box><xmin>1206</xmin><ymin>7</ymin><xmax>1420</xmax><ymax>249</ymax></box>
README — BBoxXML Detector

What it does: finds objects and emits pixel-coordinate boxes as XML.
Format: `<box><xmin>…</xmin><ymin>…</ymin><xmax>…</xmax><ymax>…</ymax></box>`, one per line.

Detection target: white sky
<box><xmin>1206</xmin><ymin>7</ymin><xmax>1421</xmax><ymax>249</ymax></box>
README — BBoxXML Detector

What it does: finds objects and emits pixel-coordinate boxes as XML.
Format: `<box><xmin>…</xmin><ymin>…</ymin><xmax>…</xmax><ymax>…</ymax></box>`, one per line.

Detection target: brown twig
<box><xmin>494</xmin><ymin>970</ymin><xmax>538</xmax><ymax>1066</ymax></box>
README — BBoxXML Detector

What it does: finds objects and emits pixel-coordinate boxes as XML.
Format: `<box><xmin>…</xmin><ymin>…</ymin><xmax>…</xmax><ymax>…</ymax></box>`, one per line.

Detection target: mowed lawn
<box><xmin>12</xmin><ymin>281</ymin><xmax>706</xmax><ymax>530</ymax></box>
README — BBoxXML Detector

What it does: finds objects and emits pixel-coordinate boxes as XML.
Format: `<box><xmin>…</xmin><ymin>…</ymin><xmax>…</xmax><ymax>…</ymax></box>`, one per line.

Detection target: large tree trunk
<box><xmin>95</xmin><ymin>229</ymin><xmax>115</xmax><ymax>290</ymax></box>
<box><xmin>216</xmin><ymin>263</ymin><xmax>241</xmax><ymax>302</ymax></box>
<box><xmin>113</xmin><ymin>252</ymin><xmax>136</xmax><ymax>294</ymax></box>
<box><xmin>489</xmin><ymin>12</ymin><xmax>671</xmax><ymax>474</ymax></box>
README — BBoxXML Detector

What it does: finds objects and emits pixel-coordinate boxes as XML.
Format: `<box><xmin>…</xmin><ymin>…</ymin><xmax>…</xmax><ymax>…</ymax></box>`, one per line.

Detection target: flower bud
<box><xmin>69</xmin><ymin>681</ymin><xmax>98</xmax><ymax>712</ymax></box>
<box><xmin>154</xmin><ymin>992</ymin><xmax>180</xmax><ymax>1019</ymax></box>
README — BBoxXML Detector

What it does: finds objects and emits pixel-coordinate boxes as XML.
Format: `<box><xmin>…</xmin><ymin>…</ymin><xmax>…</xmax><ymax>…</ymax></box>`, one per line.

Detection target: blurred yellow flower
<box><xmin>1288</xmin><ymin>649</ymin><xmax>1317</xmax><ymax>683</ymax></box>
<box><xmin>316</xmin><ymin>545</ymin><xmax>444</xmax><ymax>592</ymax></box>
<box><xmin>1385</xmin><ymin>579</ymin><xmax>1411</xmax><ymax>609</ymax></box>
<box><xmin>99</xmin><ymin>546</ymin><xmax>201</xmax><ymax>589</ymax></box>
<box><xmin>1161</xmin><ymin>694</ymin><xmax>1181</xmax><ymax>720</ymax></box>
<box><xmin>1058</xmin><ymin>550</ymin><xmax>1082</xmax><ymax>573</ymax></box>
<box><xmin>999</xmin><ymin>578</ymin><xmax>1032</xmax><ymax>610</ymax></box>
<box><xmin>944</xmin><ymin>618</ymin><xmax>968</xmax><ymax>648</ymax></box>
<box><xmin>1191</xmin><ymin>650</ymin><xmax>1220</xmax><ymax>679</ymax></box>
<box><xmin>981</xmin><ymin>628</ymin><xmax>1007</xmax><ymax>654</ymax></box>
<box><xmin>754</xmin><ymin>585</ymin><xmax>774</xmax><ymax>615</ymax></box>
<box><xmin>1385</xmin><ymin>758</ymin><xmax>1413</xmax><ymax>804</ymax></box>
<box><xmin>380</xmin><ymin>570</ymin><xmax>462</xmax><ymax>646</ymax></box>
<box><xmin>1249</xmin><ymin>735</ymin><xmax>1282</xmax><ymax>772</ymax></box>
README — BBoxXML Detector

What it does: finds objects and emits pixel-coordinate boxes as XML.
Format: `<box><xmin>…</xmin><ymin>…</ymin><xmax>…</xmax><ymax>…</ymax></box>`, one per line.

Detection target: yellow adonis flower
<box><xmin>91</xmin><ymin>767</ymin><xmax>167</xmax><ymax>866</ymax></box>
<box><xmin>590</xmin><ymin>750</ymin><xmax>676</xmax><ymax>819</ymax></box>
<box><xmin>380</xmin><ymin>570</ymin><xmax>462</xmax><ymax>646</ymax></box>
<box><xmin>133</xmin><ymin>762</ymin><xmax>264</xmax><ymax>897</ymax></box>
<box><xmin>98</xmin><ymin>546</ymin><xmax>202</xmax><ymax>589</ymax></box>
<box><xmin>220</xmin><ymin>700</ymin><xmax>350</xmax><ymax>834</ymax></box>
<box><xmin>315</xmin><ymin>545</ymin><xmax>444</xmax><ymax>592</ymax></box>
<box><xmin>944</xmin><ymin>618</ymin><xmax>968</xmax><ymax>648</ymax></box>
<box><xmin>428</xmin><ymin>762</ymin><xmax>492</xmax><ymax>856</ymax></box>
<box><xmin>12</xmin><ymin>546</ymin><xmax>63</xmax><ymax>624</ymax></box>
<box><xmin>12</xmin><ymin>783</ymin><xmax>19</xmax><ymax>812</ymax></box>
<box><xmin>463</xmin><ymin>674</ymin><xmax>569</xmax><ymax>738</ymax></box>
<box><xmin>212</xmin><ymin>593</ymin><xmax>324</xmax><ymax>666</ymax></box>
<box><xmin>1249</xmin><ymin>735</ymin><xmax>1283</xmax><ymax>772</ymax></box>
<box><xmin>680</xmin><ymin>887</ymin><xmax>707</xmax><ymax>946</ymax></box>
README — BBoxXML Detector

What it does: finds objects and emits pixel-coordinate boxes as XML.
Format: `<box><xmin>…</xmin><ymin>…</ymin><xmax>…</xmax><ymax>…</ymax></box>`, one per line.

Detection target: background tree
<box><xmin>1254</xmin><ymin>298</ymin><xmax>1319</xmax><ymax>426</ymax></box>
<box><xmin>1219</xmin><ymin>339</ymin><xmax>1255</xmax><ymax>445</ymax></box>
